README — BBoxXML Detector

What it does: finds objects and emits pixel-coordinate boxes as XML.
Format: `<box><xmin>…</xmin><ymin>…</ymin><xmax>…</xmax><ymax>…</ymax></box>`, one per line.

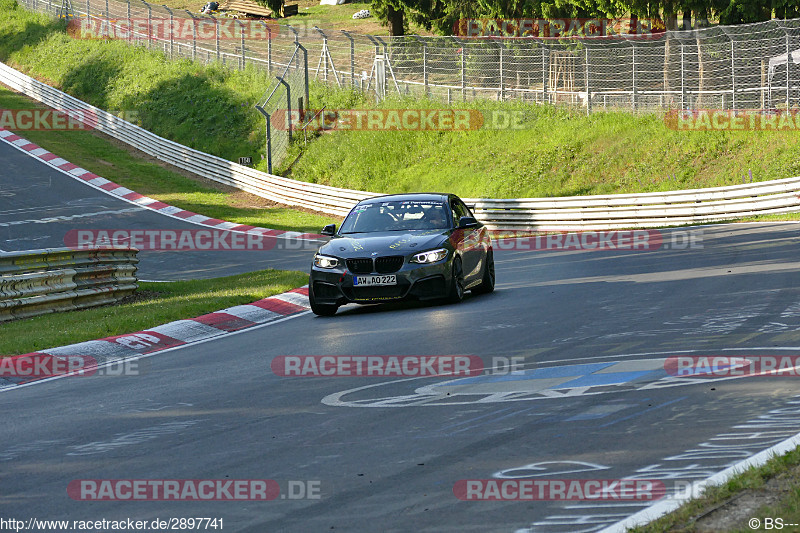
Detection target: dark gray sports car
<box><xmin>308</xmin><ymin>193</ymin><xmax>495</xmax><ymax>316</ymax></box>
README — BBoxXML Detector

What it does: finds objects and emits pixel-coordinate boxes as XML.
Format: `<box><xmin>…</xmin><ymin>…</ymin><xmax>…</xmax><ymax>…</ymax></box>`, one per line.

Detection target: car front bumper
<box><xmin>310</xmin><ymin>261</ymin><xmax>451</xmax><ymax>305</ymax></box>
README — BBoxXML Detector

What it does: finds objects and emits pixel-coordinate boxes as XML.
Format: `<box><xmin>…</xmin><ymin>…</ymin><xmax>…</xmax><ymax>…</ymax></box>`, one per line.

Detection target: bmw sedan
<box><xmin>308</xmin><ymin>193</ymin><xmax>495</xmax><ymax>316</ymax></box>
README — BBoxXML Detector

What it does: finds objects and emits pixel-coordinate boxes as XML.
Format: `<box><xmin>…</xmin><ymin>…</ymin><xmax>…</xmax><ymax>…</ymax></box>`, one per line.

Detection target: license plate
<box><xmin>354</xmin><ymin>275</ymin><xmax>397</xmax><ymax>286</ymax></box>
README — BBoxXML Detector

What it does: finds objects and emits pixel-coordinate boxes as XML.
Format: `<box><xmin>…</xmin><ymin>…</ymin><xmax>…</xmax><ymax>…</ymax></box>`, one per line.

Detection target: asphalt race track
<box><xmin>0</xmin><ymin>140</ymin><xmax>316</xmax><ymax>279</ymax></box>
<box><xmin>3</xmin><ymin>139</ymin><xmax>800</xmax><ymax>531</ymax></box>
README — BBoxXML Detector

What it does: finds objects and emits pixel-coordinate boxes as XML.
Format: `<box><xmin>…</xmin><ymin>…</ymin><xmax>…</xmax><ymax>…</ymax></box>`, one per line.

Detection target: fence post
<box><xmin>413</xmin><ymin>36</ymin><xmax>428</xmax><ymax>96</ymax></box>
<box><xmin>260</xmin><ymin>22</ymin><xmax>271</xmax><ymax>72</ymax></box>
<box><xmin>730</xmin><ymin>38</ymin><xmax>735</xmax><ymax>110</ymax></box>
<box><xmin>585</xmin><ymin>45</ymin><xmax>592</xmax><ymax>114</ymax></box>
<box><xmin>127</xmin><ymin>0</ymin><xmax>131</xmax><ymax>44</ymax></box>
<box><xmin>104</xmin><ymin>0</ymin><xmax>109</xmax><ymax>29</ymax></box>
<box><xmin>315</xmin><ymin>27</ymin><xmax>329</xmax><ymax>82</ymax></box>
<box><xmin>341</xmin><ymin>30</ymin><xmax>355</xmax><ymax>88</ymax></box>
<box><xmin>495</xmin><ymin>39</ymin><xmax>505</xmax><ymax>101</ymax></box>
<box><xmin>238</xmin><ymin>20</ymin><xmax>245</xmax><ymax>69</ymax></box>
<box><xmin>145</xmin><ymin>2</ymin><xmax>151</xmax><ymax>49</ymax></box>
<box><xmin>297</xmin><ymin>42</ymin><xmax>310</xmax><ymax>110</ymax></box>
<box><xmin>278</xmin><ymin>77</ymin><xmax>292</xmax><ymax>140</ymax></box>
<box><xmin>542</xmin><ymin>45</ymin><xmax>548</xmax><ymax>102</ymax></box>
<box><xmin>631</xmin><ymin>41</ymin><xmax>637</xmax><ymax>111</ymax></box>
<box><xmin>209</xmin><ymin>15</ymin><xmax>219</xmax><ymax>62</ymax></box>
<box><xmin>163</xmin><ymin>5</ymin><xmax>173</xmax><ymax>59</ymax></box>
<box><xmin>787</xmin><ymin>33</ymin><xmax>791</xmax><ymax>109</ymax></box>
<box><xmin>255</xmin><ymin>105</ymin><xmax>272</xmax><ymax>174</ymax></box>
<box><xmin>451</xmin><ymin>36</ymin><xmax>465</xmax><ymax>101</ymax></box>
<box><xmin>187</xmin><ymin>11</ymin><xmax>196</xmax><ymax>61</ymax></box>
<box><xmin>680</xmin><ymin>43</ymin><xmax>686</xmax><ymax>109</ymax></box>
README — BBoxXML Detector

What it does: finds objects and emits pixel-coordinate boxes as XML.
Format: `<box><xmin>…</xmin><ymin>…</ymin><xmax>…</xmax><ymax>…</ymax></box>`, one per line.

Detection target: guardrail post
<box><xmin>163</xmin><ymin>5</ymin><xmax>173</xmax><ymax>59</ymax></box>
<box><xmin>341</xmin><ymin>30</ymin><xmax>355</xmax><ymax>88</ymax></box>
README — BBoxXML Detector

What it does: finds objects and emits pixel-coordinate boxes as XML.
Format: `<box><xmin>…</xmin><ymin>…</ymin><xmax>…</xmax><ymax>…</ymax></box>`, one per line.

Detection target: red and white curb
<box><xmin>0</xmin><ymin>128</ymin><xmax>324</xmax><ymax>242</ymax></box>
<box><xmin>0</xmin><ymin>286</ymin><xmax>310</xmax><ymax>391</ymax></box>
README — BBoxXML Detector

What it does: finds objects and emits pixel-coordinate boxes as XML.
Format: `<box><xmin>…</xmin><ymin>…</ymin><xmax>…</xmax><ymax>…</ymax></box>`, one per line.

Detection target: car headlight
<box><xmin>314</xmin><ymin>255</ymin><xmax>340</xmax><ymax>269</ymax></box>
<box><xmin>410</xmin><ymin>248</ymin><xmax>448</xmax><ymax>264</ymax></box>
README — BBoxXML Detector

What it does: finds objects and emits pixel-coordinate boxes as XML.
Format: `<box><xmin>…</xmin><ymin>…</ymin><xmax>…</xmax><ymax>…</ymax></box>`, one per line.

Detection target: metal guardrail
<box><xmin>0</xmin><ymin>247</ymin><xmax>139</xmax><ymax>322</ymax></box>
<box><xmin>1</xmin><ymin>60</ymin><xmax>799</xmax><ymax>228</ymax></box>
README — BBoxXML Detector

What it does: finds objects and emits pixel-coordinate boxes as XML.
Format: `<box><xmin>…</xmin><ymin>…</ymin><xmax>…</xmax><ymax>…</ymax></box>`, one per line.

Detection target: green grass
<box><xmin>287</xmin><ymin>96</ymin><xmax>800</xmax><ymax>199</ymax></box>
<box><xmin>631</xmin><ymin>446</ymin><xmax>800</xmax><ymax>532</ymax></box>
<box><xmin>0</xmin><ymin>268</ymin><xmax>308</xmax><ymax>355</ymax></box>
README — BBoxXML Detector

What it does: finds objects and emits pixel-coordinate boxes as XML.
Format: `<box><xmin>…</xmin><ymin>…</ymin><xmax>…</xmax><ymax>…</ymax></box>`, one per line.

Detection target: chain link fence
<box><xmin>20</xmin><ymin>0</ymin><xmax>800</xmax><ymax>122</ymax></box>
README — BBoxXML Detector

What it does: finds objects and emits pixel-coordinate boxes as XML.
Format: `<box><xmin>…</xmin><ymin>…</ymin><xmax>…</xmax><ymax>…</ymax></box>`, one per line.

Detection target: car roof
<box><xmin>357</xmin><ymin>193</ymin><xmax>451</xmax><ymax>205</ymax></box>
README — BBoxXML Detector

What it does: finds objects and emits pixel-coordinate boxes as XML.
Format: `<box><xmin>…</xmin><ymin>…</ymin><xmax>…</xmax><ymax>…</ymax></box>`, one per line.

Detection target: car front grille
<box><xmin>346</xmin><ymin>258</ymin><xmax>374</xmax><ymax>274</ymax></box>
<box><xmin>375</xmin><ymin>256</ymin><xmax>404</xmax><ymax>274</ymax></box>
<box><xmin>351</xmin><ymin>285</ymin><xmax>406</xmax><ymax>300</ymax></box>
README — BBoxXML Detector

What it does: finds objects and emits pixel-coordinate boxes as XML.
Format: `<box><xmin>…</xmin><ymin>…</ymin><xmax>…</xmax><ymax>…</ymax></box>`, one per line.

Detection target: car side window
<box><xmin>459</xmin><ymin>200</ymin><xmax>475</xmax><ymax>218</ymax></box>
<box><xmin>450</xmin><ymin>200</ymin><xmax>469</xmax><ymax>227</ymax></box>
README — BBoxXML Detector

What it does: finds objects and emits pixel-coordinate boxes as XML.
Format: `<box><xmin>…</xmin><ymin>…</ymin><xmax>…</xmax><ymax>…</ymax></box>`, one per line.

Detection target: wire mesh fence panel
<box><xmin>22</xmin><ymin>0</ymin><xmax>800</xmax><ymax>120</ymax></box>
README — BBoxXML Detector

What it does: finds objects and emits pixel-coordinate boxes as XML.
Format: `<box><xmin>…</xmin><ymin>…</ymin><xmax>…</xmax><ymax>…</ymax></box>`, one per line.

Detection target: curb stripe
<box><xmin>0</xmin><ymin>128</ymin><xmax>326</xmax><ymax>242</ymax></box>
<box><xmin>0</xmin><ymin>286</ymin><xmax>312</xmax><ymax>391</ymax></box>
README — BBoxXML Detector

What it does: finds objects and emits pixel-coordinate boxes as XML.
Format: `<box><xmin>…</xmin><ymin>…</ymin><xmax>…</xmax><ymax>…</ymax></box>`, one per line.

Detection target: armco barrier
<box><xmin>1</xmin><ymin>60</ymin><xmax>800</xmax><ymax>229</ymax></box>
<box><xmin>0</xmin><ymin>247</ymin><xmax>138</xmax><ymax>322</ymax></box>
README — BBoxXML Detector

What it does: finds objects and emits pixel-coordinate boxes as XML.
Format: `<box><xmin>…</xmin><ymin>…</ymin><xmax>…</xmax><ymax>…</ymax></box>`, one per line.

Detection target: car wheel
<box><xmin>309</xmin><ymin>284</ymin><xmax>338</xmax><ymax>316</ymax></box>
<box><xmin>472</xmin><ymin>249</ymin><xmax>495</xmax><ymax>294</ymax></box>
<box><xmin>446</xmin><ymin>256</ymin><xmax>465</xmax><ymax>304</ymax></box>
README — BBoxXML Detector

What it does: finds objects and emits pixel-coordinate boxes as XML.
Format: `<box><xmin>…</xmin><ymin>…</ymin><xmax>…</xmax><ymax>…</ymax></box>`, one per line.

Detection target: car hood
<box><xmin>319</xmin><ymin>230</ymin><xmax>450</xmax><ymax>259</ymax></box>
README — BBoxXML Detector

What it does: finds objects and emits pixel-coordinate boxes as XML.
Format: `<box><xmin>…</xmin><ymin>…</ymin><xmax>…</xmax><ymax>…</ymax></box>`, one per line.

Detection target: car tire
<box><xmin>309</xmin><ymin>284</ymin><xmax>338</xmax><ymax>316</ymax></box>
<box><xmin>472</xmin><ymin>249</ymin><xmax>495</xmax><ymax>295</ymax></box>
<box><xmin>446</xmin><ymin>256</ymin><xmax>465</xmax><ymax>304</ymax></box>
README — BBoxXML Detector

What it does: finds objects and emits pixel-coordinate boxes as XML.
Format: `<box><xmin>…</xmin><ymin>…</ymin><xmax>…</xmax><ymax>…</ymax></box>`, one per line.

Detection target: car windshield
<box><xmin>339</xmin><ymin>201</ymin><xmax>450</xmax><ymax>233</ymax></box>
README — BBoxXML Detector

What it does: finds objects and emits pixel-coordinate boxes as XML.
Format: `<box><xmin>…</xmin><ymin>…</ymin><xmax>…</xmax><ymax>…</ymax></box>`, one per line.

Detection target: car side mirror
<box><xmin>321</xmin><ymin>224</ymin><xmax>336</xmax><ymax>236</ymax></box>
<box><xmin>458</xmin><ymin>216</ymin><xmax>479</xmax><ymax>229</ymax></box>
